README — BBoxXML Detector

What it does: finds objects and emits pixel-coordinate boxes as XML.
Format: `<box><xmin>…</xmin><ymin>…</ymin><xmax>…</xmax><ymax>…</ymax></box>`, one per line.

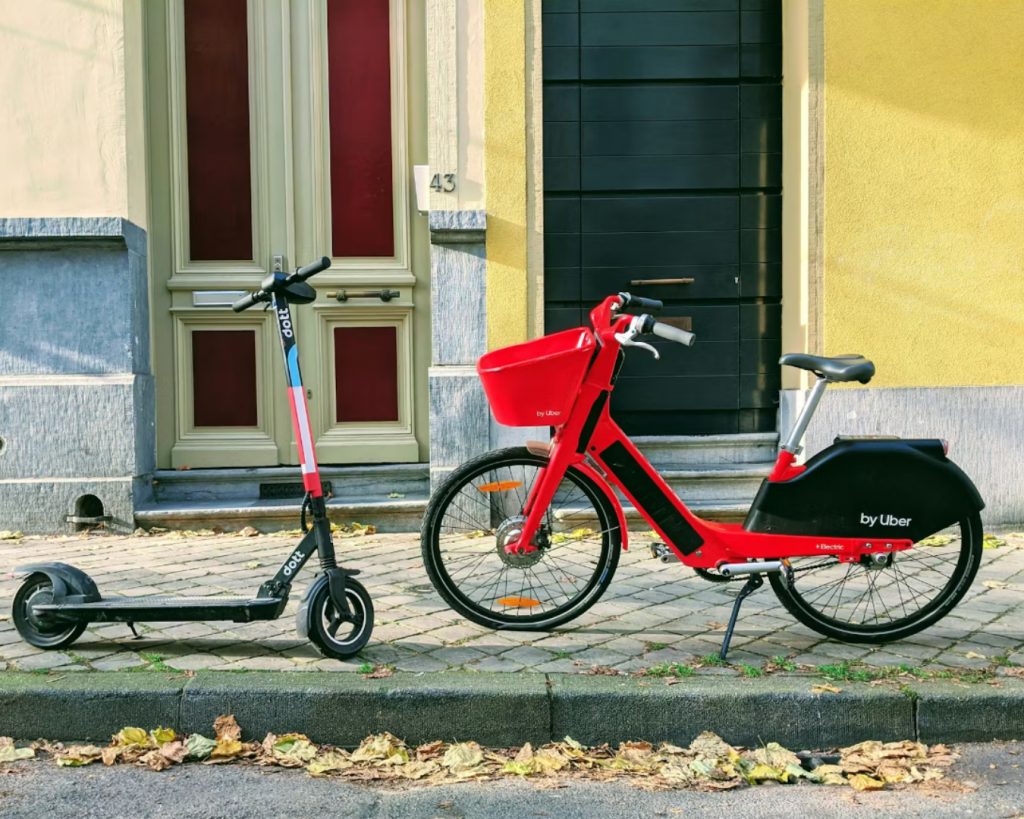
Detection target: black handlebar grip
<box><xmin>232</xmin><ymin>291</ymin><xmax>261</xmax><ymax>313</ymax></box>
<box><xmin>294</xmin><ymin>255</ymin><xmax>332</xmax><ymax>282</ymax></box>
<box><xmin>619</xmin><ymin>292</ymin><xmax>663</xmax><ymax>313</ymax></box>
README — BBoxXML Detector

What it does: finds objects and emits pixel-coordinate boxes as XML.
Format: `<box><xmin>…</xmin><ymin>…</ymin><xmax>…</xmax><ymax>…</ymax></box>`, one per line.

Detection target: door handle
<box><xmin>325</xmin><ymin>290</ymin><xmax>401</xmax><ymax>302</ymax></box>
<box><xmin>630</xmin><ymin>278</ymin><xmax>694</xmax><ymax>286</ymax></box>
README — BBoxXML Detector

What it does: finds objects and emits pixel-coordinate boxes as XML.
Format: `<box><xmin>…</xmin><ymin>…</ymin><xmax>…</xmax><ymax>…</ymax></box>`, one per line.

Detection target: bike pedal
<box><xmin>650</xmin><ymin>542</ymin><xmax>673</xmax><ymax>564</ymax></box>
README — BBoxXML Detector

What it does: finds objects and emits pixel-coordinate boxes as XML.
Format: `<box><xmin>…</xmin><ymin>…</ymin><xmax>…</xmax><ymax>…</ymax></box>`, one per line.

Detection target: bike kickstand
<box><xmin>719</xmin><ymin>574</ymin><xmax>764</xmax><ymax>662</ymax></box>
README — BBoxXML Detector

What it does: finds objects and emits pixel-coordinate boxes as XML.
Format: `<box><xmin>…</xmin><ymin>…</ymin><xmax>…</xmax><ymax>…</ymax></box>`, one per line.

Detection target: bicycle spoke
<box><xmin>782</xmin><ymin>523</ymin><xmax>972</xmax><ymax>635</ymax></box>
<box><xmin>431</xmin><ymin>456</ymin><xmax>615</xmax><ymax>625</ymax></box>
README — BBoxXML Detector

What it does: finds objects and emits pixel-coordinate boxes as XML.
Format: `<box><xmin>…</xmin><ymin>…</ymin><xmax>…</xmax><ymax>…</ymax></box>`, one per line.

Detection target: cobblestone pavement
<box><xmin>2</xmin><ymin>529</ymin><xmax>1023</xmax><ymax>674</ymax></box>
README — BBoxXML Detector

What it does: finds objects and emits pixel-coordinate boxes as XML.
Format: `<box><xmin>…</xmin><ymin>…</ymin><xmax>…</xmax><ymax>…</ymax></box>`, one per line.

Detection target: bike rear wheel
<box><xmin>769</xmin><ymin>514</ymin><xmax>983</xmax><ymax>644</ymax></box>
<box><xmin>421</xmin><ymin>447</ymin><xmax>621</xmax><ymax>630</ymax></box>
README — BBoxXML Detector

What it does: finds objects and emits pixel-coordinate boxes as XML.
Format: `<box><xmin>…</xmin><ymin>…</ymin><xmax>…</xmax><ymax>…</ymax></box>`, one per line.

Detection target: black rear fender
<box><xmin>744</xmin><ymin>439</ymin><xmax>985</xmax><ymax>541</ymax></box>
<box><xmin>10</xmin><ymin>562</ymin><xmax>101</xmax><ymax>604</ymax></box>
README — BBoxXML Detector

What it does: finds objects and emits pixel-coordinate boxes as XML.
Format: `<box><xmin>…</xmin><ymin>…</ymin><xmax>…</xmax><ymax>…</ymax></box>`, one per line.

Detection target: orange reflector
<box><xmin>477</xmin><ymin>481</ymin><xmax>522</xmax><ymax>493</ymax></box>
<box><xmin>497</xmin><ymin>596</ymin><xmax>542</xmax><ymax>608</ymax></box>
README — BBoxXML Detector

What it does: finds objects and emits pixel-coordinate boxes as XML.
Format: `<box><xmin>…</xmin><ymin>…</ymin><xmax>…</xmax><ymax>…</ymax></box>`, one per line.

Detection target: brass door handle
<box><xmin>630</xmin><ymin>278</ymin><xmax>694</xmax><ymax>286</ymax></box>
<box><xmin>325</xmin><ymin>289</ymin><xmax>401</xmax><ymax>302</ymax></box>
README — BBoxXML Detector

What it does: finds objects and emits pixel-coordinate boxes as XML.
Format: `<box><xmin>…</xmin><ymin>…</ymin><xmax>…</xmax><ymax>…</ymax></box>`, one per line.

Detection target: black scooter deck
<box><xmin>33</xmin><ymin>595</ymin><xmax>286</xmax><ymax>624</ymax></box>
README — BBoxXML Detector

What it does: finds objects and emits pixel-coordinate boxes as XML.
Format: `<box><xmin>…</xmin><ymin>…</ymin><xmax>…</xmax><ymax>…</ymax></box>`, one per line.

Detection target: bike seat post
<box><xmin>781</xmin><ymin>376</ymin><xmax>829</xmax><ymax>456</ymax></box>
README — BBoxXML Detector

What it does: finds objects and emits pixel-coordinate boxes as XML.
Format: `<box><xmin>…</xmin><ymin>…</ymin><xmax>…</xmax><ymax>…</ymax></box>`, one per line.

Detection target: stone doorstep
<box><xmin>134</xmin><ymin>496</ymin><xmax>430</xmax><ymax>533</ymax></box>
<box><xmin>2</xmin><ymin>671</ymin><xmax>1022</xmax><ymax>749</ymax></box>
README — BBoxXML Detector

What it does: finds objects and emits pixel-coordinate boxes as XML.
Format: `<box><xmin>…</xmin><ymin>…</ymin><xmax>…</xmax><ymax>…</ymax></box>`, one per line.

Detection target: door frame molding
<box><xmin>292</xmin><ymin>0</ymin><xmax>415</xmax><ymax>284</ymax></box>
<box><xmin>165</xmin><ymin>0</ymin><xmax>274</xmax><ymax>278</ymax></box>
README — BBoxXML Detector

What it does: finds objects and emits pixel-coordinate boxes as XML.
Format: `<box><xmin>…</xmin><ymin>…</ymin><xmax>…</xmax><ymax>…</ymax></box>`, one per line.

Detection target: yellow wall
<box><xmin>483</xmin><ymin>0</ymin><xmax>529</xmax><ymax>350</ymax></box>
<box><xmin>824</xmin><ymin>0</ymin><xmax>1024</xmax><ymax>387</ymax></box>
<box><xmin>0</xmin><ymin>0</ymin><xmax>146</xmax><ymax>226</ymax></box>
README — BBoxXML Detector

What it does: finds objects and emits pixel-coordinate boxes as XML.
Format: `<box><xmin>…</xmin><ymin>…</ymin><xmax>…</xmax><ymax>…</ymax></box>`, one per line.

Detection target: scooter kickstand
<box><xmin>719</xmin><ymin>574</ymin><xmax>764</xmax><ymax>662</ymax></box>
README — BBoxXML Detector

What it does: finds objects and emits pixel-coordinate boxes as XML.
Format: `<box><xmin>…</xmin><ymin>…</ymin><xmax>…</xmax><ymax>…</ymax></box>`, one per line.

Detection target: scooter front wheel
<box><xmin>769</xmin><ymin>514</ymin><xmax>983</xmax><ymax>644</ymax></box>
<box><xmin>13</xmin><ymin>574</ymin><xmax>87</xmax><ymax>650</ymax></box>
<box><xmin>306</xmin><ymin>577</ymin><xmax>374</xmax><ymax>660</ymax></box>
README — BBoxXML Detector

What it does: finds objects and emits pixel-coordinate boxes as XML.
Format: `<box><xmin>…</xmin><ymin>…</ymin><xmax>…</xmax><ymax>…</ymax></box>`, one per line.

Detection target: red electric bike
<box><xmin>421</xmin><ymin>293</ymin><xmax>985</xmax><ymax>658</ymax></box>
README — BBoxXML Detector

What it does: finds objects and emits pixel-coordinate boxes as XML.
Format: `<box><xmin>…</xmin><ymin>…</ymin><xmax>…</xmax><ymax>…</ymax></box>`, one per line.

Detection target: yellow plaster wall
<box><xmin>483</xmin><ymin>0</ymin><xmax>529</xmax><ymax>350</ymax></box>
<box><xmin>824</xmin><ymin>0</ymin><xmax>1024</xmax><ymax>387</ymax></box>
<box><xmin>0</xmin><ymin>0</ymin><xmax>146</xmax><ymax>225</ymax></box>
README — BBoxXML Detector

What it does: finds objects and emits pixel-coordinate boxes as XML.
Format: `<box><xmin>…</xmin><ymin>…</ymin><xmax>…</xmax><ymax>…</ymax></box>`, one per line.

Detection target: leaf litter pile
<box><xmin>0</xmin><ymin>717</ymin><xmax>964</xmax><ymax>793</ymax></box>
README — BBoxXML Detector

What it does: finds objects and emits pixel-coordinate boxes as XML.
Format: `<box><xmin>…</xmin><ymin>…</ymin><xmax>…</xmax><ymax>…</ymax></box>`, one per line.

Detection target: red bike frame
<box><xmin>505</xmin><ymin>296</ymin><xmax>913</xmax><ymax>568</ymax></box>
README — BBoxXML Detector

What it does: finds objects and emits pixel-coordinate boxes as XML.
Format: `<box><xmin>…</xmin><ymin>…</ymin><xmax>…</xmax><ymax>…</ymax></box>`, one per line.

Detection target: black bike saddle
<box><xmin>780</xmin><ymin>353</ymin><xmax>875</xmax><ymax>384</ymax></box>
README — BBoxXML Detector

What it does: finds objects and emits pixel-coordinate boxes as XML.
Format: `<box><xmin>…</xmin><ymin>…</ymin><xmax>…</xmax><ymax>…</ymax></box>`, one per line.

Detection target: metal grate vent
<box><xmin>259</xmin><ymin>481</ymin><xmax>332</xmax><ymax>500</ymax></box>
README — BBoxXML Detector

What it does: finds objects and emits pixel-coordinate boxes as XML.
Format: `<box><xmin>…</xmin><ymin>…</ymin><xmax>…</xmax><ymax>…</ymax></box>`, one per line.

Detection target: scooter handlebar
<box><xmin>232</xmin><ymin>291</ymin><xmax>265</xmax><ymax>313</ymax></box>
<box><xmin>293</xmin><ymin>256</ymin><xmax>332</xmax><ymax>282</ymax></box>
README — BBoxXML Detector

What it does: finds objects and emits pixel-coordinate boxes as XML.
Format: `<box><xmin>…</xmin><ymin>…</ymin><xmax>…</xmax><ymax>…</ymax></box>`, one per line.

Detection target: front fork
<box><xmin>506</xmin><ymin>441</ymin><xmax>576</xmax><ymax>556</ymax></box>
<box><xmin>258</xmin><ymin>491</ymin><xmax>355</xmax><ymax>618</ymax></box>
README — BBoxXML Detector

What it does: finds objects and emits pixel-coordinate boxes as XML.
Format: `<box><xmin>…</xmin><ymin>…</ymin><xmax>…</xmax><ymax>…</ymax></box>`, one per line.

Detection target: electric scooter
<box><xmin>10</xmin><ymin>257</ymin><xmax>374</xmax><ymax>660</ymax></box>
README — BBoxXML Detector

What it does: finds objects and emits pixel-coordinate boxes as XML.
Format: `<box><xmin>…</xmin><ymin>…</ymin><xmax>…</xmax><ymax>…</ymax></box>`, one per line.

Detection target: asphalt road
<box><xmin>2</xmin><ymin>743</ymin><xmax>1023</xmax><ymax>819</ymax></box>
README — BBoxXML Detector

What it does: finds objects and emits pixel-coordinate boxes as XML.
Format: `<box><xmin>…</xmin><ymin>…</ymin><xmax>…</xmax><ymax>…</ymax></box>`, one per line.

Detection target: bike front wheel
<box><xmin>421</xmin><ymin>447</ymin><xmax>621</xmax><ymax>630</ymax></box>
<box><xmin>769</xmin><ymin>514</ymin><xmax>983</xmax><ymax>644</ymax></box>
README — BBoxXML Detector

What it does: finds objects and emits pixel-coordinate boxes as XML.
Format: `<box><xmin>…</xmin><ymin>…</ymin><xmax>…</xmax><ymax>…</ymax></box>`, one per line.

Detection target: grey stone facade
<box><xmin>0</xmin><ymin>218</ymin><xmax>155</xmax><ymax>533</ymax></box>
<box><xmin>780</xmin><ymin>385</ymin><xmax>1024</xmax><ymax>526</ymax></box>
<box><xmin>427</xmin><ymin>211</ymin><xmax>490</xmax><ymax>491</ymax></box>
<box><xmin>426</xmin><ymin>211</ymin><xmax>549</xmax><ymax>492</ymax></box>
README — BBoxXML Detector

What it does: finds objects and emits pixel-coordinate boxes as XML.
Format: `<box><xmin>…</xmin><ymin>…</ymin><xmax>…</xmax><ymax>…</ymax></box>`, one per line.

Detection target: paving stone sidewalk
<box><xmin>2</xmin><ymin>529</ymin><xmax>1023</xmax><ymax>675</ymax></box>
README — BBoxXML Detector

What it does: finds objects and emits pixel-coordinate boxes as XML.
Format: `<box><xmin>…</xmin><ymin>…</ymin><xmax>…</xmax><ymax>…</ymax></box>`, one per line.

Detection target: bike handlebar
<box><xmin>618</xmin><ymin>292</ymin><xmax>663</xmax><ymax>313</ymax></box>
<box><xmin>651</xmin><ymin>320</ymin><xmax>696</xmax><ymax>348</ymax></box>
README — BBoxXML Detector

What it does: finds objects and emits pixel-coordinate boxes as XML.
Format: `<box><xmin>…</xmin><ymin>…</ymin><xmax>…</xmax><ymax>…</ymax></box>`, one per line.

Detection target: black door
<box><xmin>542</xmin><ymin>0</ymin><xmax>782</xmax><ymax>436</ymax></box>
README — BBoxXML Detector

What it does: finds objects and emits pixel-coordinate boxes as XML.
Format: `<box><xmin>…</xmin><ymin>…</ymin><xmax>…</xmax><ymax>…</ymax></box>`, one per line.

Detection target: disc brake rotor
<box><xmin>495</xmin><ymin>515</ymin><xmax>547</xmax><ymax>568</ymax></box>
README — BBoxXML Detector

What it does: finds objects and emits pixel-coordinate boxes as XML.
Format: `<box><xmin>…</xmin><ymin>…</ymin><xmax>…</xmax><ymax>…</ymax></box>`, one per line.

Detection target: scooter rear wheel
<box><xmin>13</xmin><ymin>574</ymin><xmax>87</xmax><ymax>650</ymax></box>
<box><xmin>768</xmin><ymin>514</ymin><xmax>983</xmax><ymax>644</ymax></box>
<box><xmin>307</xmin><ymin>577</ymin><xmax>374</xmax><ymax>660</ymax></box>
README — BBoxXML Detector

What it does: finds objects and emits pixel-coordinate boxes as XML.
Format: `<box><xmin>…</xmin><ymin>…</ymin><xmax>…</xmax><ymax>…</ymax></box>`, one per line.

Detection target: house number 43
<box><xmin>430</xmin><ymin>173</ymin><xmax>456</xmax><ymax>192</ymax></box>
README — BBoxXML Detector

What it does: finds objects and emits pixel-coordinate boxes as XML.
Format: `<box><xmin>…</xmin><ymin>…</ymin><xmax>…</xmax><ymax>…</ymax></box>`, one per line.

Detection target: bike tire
<box><xmin>421</xmin><ymin>447</ymin><xmax>621</xmax><ymax>631</ymax></box>
<box><xmin>768</xmin><ymin>513</ymin><xmax>983</xmax><ymax>644</ymax></box>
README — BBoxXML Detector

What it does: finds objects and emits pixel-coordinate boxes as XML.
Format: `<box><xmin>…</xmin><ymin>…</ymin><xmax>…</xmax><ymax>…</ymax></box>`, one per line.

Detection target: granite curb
<box><xmin>2</xmin><ymin>672</ymin><xmax>1023</xmax><ymax>748</ymax></box>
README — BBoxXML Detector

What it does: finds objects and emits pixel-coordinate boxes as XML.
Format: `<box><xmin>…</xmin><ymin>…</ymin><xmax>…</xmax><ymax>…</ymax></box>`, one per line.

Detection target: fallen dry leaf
<box><xmin>362</xmin><ymin>663</ymin><xmax>394</xmax><ymax>680</ymax></box>
<box><xmin>848</xmin><ymin>773</ymin><xmax>885</xmax><ymax>791</ymax></box>
<box><xmin>55</xmin><ymin>745</ymin><xmax>103</xmax><ymax>767</ymax></box>
<box><xmin>0</xmin><ymin>738</ymin><xmax>34</xmax><ymax>763</ymax></box>
<box><xmin>965</xmin><ymin>652</ymin><xmax>987</xmax><ymax>660</ymax></box>
<box><xmin>442</xmin><ymin>742</ymin><xmax>484</xmax><ymax>774</ymax></box>
<box><xmin>812</xmin><ymin>683</ymin><xmax>843</xmax><ymax>695</ymax></box>
<box><xmin>238</xmin><ymin>526</ymin><xmax>260</xmax><ymax>537</ymax></box>
<box><xmin>214</xmin><ymin>715</ymin><xmax>242</xmax><ymax>742</ymax></box>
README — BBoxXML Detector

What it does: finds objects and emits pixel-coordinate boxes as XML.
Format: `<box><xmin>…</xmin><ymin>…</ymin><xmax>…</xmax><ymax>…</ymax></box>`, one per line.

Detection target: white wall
<box><xmin>0</xmin><ymin>0</ymin><xmax>146</xmax><ymax>226</ymax></box>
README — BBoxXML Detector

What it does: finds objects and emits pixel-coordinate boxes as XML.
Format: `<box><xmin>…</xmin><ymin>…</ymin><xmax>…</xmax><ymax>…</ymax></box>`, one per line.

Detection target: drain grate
<box><xmin>259</xmin><ymin>481</ymin><xmax>332</xmax><ymax>500</ymax></box>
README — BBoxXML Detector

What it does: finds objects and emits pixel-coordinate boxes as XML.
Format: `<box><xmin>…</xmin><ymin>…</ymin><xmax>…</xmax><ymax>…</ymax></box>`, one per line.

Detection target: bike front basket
<box><xmin>477</xmin><ymin>328</ymin><xmax>596</xmax><ymax>427</ymax></box>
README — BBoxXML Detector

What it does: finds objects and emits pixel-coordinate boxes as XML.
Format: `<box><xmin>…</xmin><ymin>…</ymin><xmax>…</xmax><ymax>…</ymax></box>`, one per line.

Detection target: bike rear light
<box><xmin>477</xmin><ymin>481</ymin><xmax>523</xmax><ymax>493</ymax></box>
<box><xmin>497</xmin><ymin>597</ymin><xmax>542</xmax><ymax>608</ymax></box>
<box><xmin>941</xmin><ymin>439</ymin><xmax>950</xmax><ymax>456</ymax></box>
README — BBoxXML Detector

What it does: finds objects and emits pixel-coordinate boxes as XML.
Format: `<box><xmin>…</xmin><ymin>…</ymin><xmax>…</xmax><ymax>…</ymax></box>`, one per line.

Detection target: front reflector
<box><xmin>941</xmin><ymin>439</ymin><xmax>950</xmax><ymax>456</ymax></box>
<box><xmin>497</xmin><ymin>597</ymin><xmax>542</xmax><ymax>608</ymax></box>
<box><xmin>478</xmin><ymin>481</ymin><xmax>523</xmax><ymax>493</ymax></box>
